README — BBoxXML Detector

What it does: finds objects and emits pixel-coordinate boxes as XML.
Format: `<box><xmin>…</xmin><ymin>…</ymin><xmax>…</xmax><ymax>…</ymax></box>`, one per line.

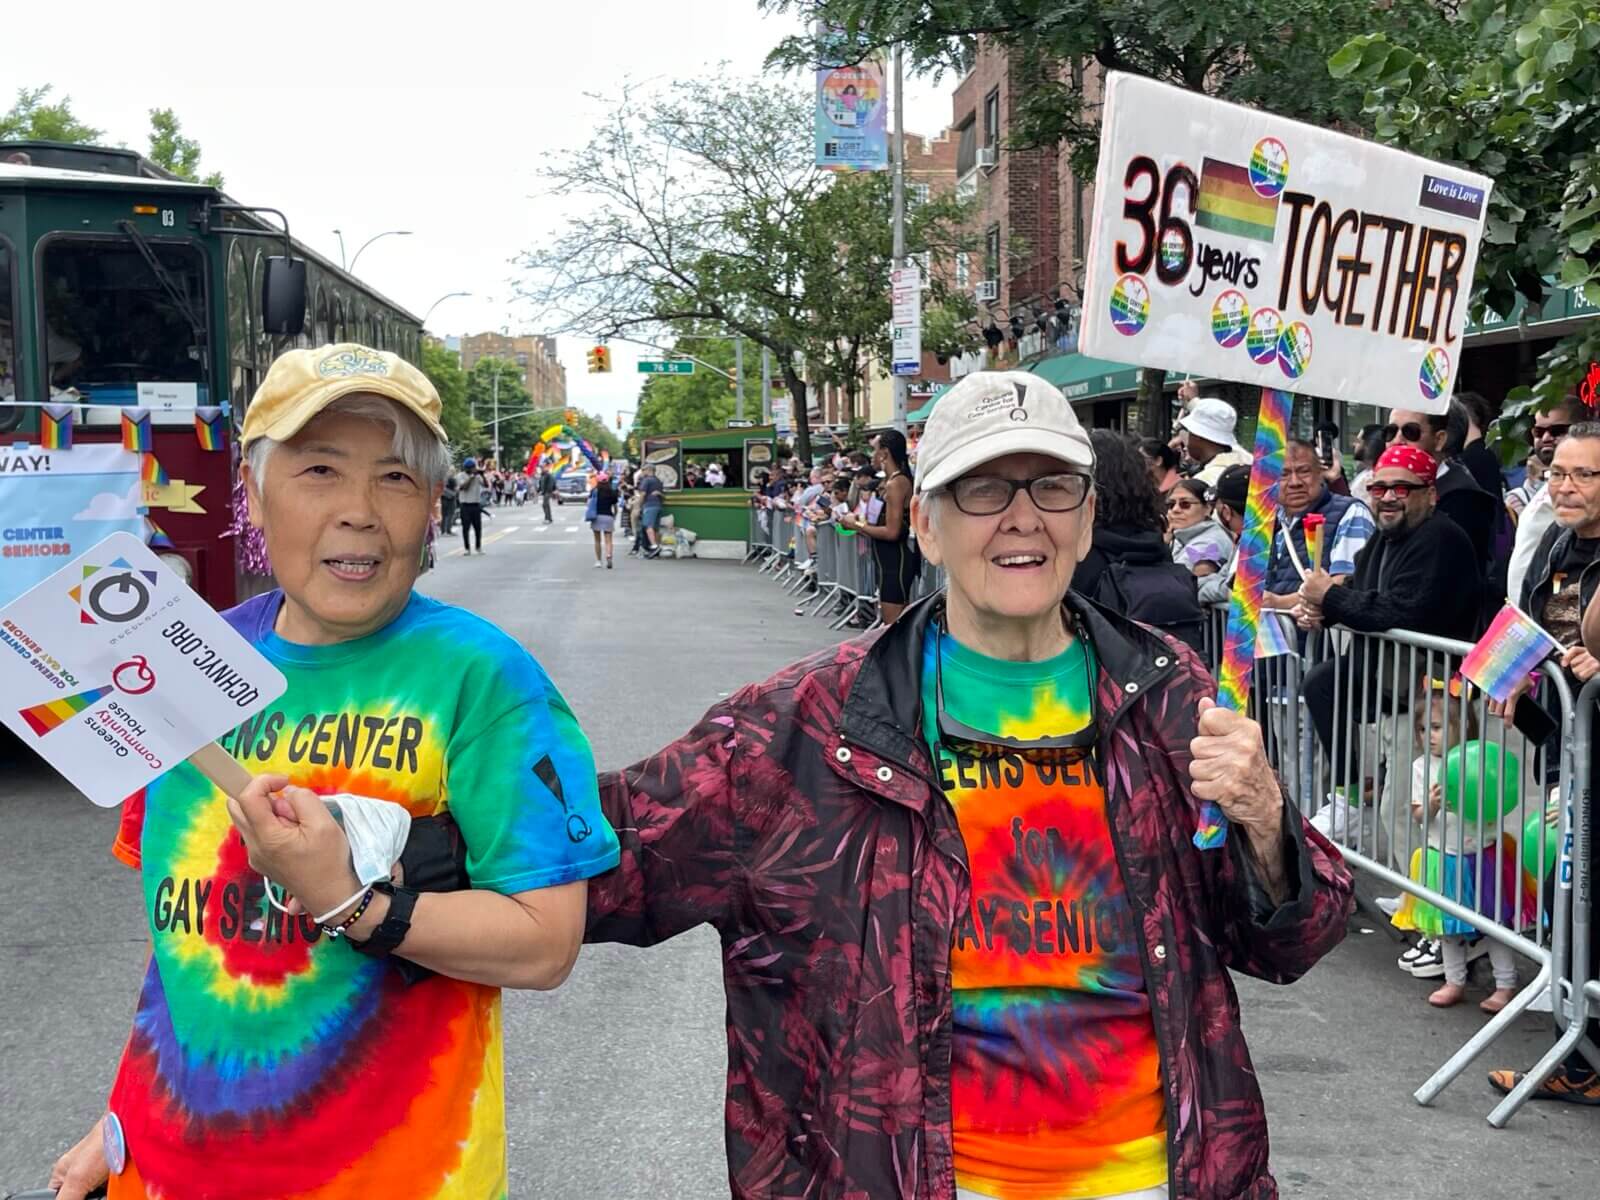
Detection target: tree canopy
<box><xmin>147</xmin><ymin>107</ymin><xmax>224</xmax><ymax>188</ymax></box>
<box><xmin>0</xmin><ymin>85</ymin><xmax>102</xmax><ymax>144</ymax></box>
<box><xmin>1331</xmin><ymin>0</ymin><xmax>1600</xmax><ymax>444</ymax></box>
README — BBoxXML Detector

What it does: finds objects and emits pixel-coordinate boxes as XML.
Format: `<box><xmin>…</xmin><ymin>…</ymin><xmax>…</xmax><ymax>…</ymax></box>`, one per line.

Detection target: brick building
<box><xmin>459</xmin><ymin>332</ymin><xmax>567</xmax><ymax>411</ymax></box>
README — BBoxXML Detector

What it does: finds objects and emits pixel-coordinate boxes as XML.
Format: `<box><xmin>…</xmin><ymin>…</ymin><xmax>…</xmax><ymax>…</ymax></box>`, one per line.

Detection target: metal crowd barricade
<box><xmin>744</xmin><ymin>503</ymin><xmax>776</xmax><ymax>565</ymax></box>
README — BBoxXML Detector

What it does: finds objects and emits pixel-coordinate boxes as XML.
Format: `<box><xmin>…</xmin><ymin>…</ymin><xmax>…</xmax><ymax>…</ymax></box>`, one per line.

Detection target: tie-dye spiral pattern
<box><xmin>107</xmin><ymin>589</ymin><xmax>619</xmax><ymax>1200</ymax></box>
<box><xmin>920</xmin><ymin>627</ymin><xmax>1166</xmax><ymax>1200</ymax></box>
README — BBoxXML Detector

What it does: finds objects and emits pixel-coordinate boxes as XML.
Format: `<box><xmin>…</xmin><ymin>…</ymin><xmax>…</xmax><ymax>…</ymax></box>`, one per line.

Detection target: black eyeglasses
<box><xmin>1368</xmin><ymin>481</ymin><xmax>1419</xmax><ymax>499</ymax></box>
<box><xmin>1382</xmin><ymin>422</ymin><xmax>1428</xmax><ymax>444</ymax></box>
<box><xmin>946</xmin><ymin>472</ymin><xmax>1092</xmax><ymax>516</ymax></box>
<box><xmin>935</xmin><ymin>620</ymin><xmax>1099</xmax><ymax>762</ymax></box>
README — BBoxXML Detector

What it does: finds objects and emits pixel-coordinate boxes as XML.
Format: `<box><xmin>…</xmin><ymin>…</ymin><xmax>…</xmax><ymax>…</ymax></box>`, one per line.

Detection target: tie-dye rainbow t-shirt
<box><xmin>920</xmin><ymin>626</ymin><xmax>1167</xmax><ymax>1200</ymax></box>
<box><xmin>107</xmin><ymin>589</ymin><xmax>620</xmax><ymax>1200</ymax></box>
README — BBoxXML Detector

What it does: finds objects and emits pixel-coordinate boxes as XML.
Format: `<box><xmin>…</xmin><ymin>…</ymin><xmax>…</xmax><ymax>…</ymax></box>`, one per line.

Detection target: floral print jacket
<box><xmin>586</xmin><ymin>593</ymin><xmax>1354</xmax><ymax>1200</ymax></box>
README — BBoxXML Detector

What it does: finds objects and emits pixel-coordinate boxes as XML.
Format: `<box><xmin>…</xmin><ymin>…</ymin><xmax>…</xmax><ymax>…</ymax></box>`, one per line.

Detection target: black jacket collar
<box><xmin>839</xmin><ymin>589</ymin><xmax>1180</xmax><ymax>769</ymax></box>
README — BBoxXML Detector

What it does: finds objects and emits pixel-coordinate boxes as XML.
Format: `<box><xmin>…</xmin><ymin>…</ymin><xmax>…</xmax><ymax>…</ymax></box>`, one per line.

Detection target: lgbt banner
<box><xmin>0</xmin><ymin>443</ymin><xmax>143</xmax><ymax>607</ymax></box>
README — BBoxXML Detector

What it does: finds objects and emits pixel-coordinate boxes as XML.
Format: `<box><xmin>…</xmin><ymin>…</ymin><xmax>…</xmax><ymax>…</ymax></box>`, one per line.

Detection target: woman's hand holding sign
<box><xmin>1189</xmin><ymin>698</ymin><xmax>1291</xmax><ymax>906</ymax></box>
<box><xmin>229</xmin><ymin>774</ymin><xmax>368</xmax><ymax>926</ymax></box>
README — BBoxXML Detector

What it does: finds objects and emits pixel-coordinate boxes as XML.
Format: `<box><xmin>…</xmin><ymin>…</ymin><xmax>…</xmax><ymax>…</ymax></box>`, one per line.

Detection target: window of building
<box><xmin>911</xmin><ymin>182</ymin><xmax>930</xmax><ymax>207</ymax></box>
<box><xmin>40</xmin><ymin>235</ymin><xmax>209</xmax><ymax>402</ymax></box>
<box><xmin>955</xmin><ymin>251</ymin><xmax>970</xmax><ymax>290</ymax></box>
<box><xmin>955</xmin><ymin>115</ymin><xmax>977</xmax><ymax>178</ymax></box>
<box><xmin>983</xmin><ymin>88</ymin><xmax>1000</xmax><ymax>149</ymax></box>
<box><xmin>916</xmin><ymin>250</ymin><xmax>932</xmax><ymax>282</ymax></box>
<box><xmin>984</xmin><ymin>224</ymin><xmax>1001</xmax><ymax>284</ymax></box>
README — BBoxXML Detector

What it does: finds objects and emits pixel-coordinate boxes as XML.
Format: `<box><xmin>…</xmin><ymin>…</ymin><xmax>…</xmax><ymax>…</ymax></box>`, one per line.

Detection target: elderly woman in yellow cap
<box><xmin>49</xmin><ymin>344</ymin><xmax>618</xmax><ymax>1200</ymax></box>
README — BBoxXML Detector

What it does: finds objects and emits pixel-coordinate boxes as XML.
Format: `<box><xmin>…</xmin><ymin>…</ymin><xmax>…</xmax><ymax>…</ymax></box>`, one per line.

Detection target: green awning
<box><xmin>1027</xmin><ymin>353</ymin><xmax>1142</xmax><ymax>402</ymax></box>
<box><xmin>907</xmin><ymin>384</ymin><xmax>950</xmax><ymax>424</ymax></box>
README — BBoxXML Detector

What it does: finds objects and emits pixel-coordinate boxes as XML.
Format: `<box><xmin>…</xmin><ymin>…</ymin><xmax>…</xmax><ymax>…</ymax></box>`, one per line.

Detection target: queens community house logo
<box><xmin>69</xmin><ymin>557</ymin><xmax>158</xmax><ymax>626</ymax></box>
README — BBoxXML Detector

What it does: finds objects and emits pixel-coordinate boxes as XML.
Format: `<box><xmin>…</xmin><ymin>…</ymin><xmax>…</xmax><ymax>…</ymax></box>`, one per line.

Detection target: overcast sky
<box><xmin>10</xmin><ymin>0</ymin><xmax>954</xmax><ymax>428</ymax></box>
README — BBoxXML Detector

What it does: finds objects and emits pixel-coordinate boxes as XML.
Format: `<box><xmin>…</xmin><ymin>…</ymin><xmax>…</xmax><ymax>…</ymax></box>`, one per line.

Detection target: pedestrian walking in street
<box><xmin>440</xmin><ymin>469</ymin><xmax>459</xmax><ymax>535</ymax></box>
<box><xmin>374</xmin><ymin>369</ymin><xmax>1354</xmax><ymax>1200</ymax></box>
<box><xmin>589</xmin><ymin>472</ymin><xmax>617</xmax><ymax>569</ymax></box>
<box><xmin>46</xmin><ymin>342</ymin><xmax>618</xmax><ymax>1200</ymax></box>
<box><xmin>539</xmin><ymin>465</ymin><xmax>556</xmax><ymax>524</ymax></box>
<box><xmin>456</xmin><ymin>457</ymin><xmax>486</xmax><ymax>554</ymax></box>
<box><xmin>638</xmin><ymin>464</ymin><xmax>665</xmax><ymax>558</ymax></box>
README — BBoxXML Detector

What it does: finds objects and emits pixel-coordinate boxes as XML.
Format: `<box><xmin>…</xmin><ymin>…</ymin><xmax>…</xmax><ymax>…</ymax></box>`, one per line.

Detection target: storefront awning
<box><xmin>907</xmin><ymin>384</ymin><xmax>950</xmax><ymax>424</ymax></box>
<box><xmin>1027</xmin><ymin>353</ymin><xmax>1142</xmax><ymax>402</ymax></box>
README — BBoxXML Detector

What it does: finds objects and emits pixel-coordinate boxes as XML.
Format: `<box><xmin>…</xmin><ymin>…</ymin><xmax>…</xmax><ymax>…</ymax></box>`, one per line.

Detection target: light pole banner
<box><xmin>1078</xmin><ymin>72</ymin><xmax>1493</xmax><ymax>414</ymax></box>
<box><xmin>815</xmin><ymin>25</ymin><xmax>888</xmax><ymax>173</ymax></box>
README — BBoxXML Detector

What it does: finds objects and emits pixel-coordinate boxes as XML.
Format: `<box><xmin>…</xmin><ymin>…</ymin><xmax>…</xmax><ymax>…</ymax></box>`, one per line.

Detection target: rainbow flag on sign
<box><xmin>1196</xmin><ymin>157</ymin><xmax>1280</xmax><ymax>243</ymax></box>
<box><xmin>141</xmin><ymin>455</ymin><xmax>169</xmax><ymax>486</ymax></box>
<box><xmin>194</xmin><ymin>406</ymin><xmax>225</xmax><ymax>451</ymax></box>
<box><xmin>121</xmin><ymin>408</ymin><xmax>153</xmax><ymax>453</ymax></box>
<box><xmin>20</xmin><ymin>685</ymin><xmax>113</xmax><ymax>737</ymax></box>
<box><xmin>1460</xmin><ymin>603</ymin><xmax>1562</xmax><ymax>703</ymax></box>
<box><xmin>40</xmin><ymin>403</ymin><xmax>74</xmax><ymax>450</ymax></box>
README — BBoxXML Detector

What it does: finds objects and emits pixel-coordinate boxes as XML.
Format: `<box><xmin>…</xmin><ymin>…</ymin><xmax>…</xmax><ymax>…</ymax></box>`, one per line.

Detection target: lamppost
<box><xmin>422</xmin><ymin>291</ymin><xmax>472</xmax><ymax>327</ymax></box>
<box><xmin>331</xmin><ymin>228</ymin><xmax>413</xmax><ymax>272</ymax></box>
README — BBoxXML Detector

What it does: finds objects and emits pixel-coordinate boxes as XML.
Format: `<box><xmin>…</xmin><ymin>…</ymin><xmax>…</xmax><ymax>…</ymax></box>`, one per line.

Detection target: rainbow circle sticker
<box><xmin>1109</xmin><ymin>273</ymin><xmax>1150</xmax><ymax>337</ymax></box>
<box><xmin>1211</xmin><ymin>290</ymin><xmax>1250</xmax><ymax>348</ymax></box>
<box><xmin>1277</xmin><ymin>321</ymin><xmax>1314</xmax><ymax>380</ymax></box>
<box><xmin>1249</xmin><ymin>137</ymin><xmax>1289</xmax><ymax>198</ymax></box>
<box><xmin>1245</xmin><ymin>308</ymin><xmax>1282</xmax><ymax>364</ymax></box>
<box><xmin>1419</xmin><ymin>346</ymin><xmax>1451</xmax><ymax>400</ymax></box>
<box><xmin>1159</xmin><ymin>228</ymin><xmax>1187</xmax><ymax>276</ymax></box>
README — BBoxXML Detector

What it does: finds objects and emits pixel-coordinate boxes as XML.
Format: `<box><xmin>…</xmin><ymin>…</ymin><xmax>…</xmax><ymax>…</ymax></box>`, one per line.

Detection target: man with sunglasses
<box><xmin>325</xmin><ymin>371</ymin><xmax>1352</xmax><ymax>1199</ymax></box>
<box><xmin>1298</xmin><ymin>445</ymin><xmax>1482</xmax><ymax>818</ymax></box>
<box><xmin>1508</xmin><ymin>400</ymin><xmax>1582</xmax><ymax>607</ymax></box>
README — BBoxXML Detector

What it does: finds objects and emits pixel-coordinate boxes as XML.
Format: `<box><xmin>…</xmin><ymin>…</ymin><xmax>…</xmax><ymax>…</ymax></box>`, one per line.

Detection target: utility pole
<box><xmin>761</xmin><ymin>347</ymin><xmax>773</xmax><ymax>424</ymax></box>
<box><xmin>491</xmin><ymin>368</ymin><xmax>501</xmax><ymax>468</ymax></box>
<box><xmin>735</xmin><ymin>336</ymin><xmax>745</xmax><ymax>422</ymax></box>
<box><xmin>891</xmin><ymin>42</ymin><xmax>909</xmax><ymax>434</ymax></box>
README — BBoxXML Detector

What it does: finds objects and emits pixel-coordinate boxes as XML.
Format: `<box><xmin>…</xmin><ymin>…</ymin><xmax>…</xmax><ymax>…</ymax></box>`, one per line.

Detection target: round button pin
<box><xmin>103</xmin><ymin>1110</ymin><xmax>127</xmax><ymax>1175</ymax></box>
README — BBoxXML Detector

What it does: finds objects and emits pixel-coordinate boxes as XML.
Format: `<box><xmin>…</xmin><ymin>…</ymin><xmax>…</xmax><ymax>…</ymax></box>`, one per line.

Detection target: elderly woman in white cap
<box><xmin>49</xmin><ymin>343</ymin><xmax>618</xmax><ymax>1200</ymax></box>
<box><xmin>347</xmin><ymin>369</ymin><xmax>1354</xmax><ymax>1199</ymax></box>
<box><xmin>1178</xmin><ymin>396</ymin><xmax>1252</xmax><ymax>485</ymax></box>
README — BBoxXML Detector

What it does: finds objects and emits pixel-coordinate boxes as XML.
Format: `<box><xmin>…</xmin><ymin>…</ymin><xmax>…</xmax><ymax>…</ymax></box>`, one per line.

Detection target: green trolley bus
<box><xmin>0</xmin><ymin>140</ymin><xmax>421</xmax><ymax>610</ymax></box>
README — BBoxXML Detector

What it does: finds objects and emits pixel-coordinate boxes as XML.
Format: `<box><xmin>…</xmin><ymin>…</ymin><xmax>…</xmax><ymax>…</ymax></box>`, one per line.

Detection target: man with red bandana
<box><xmin>1297</xmin><ymin>444</ymin><xmax>1482</xmax><ymax>796</ymax></box>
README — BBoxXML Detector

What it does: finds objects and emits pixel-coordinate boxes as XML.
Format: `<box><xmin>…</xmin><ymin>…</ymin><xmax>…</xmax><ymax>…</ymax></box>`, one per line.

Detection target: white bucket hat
<box><xmin>1177</xmin><ymin>397</ymin><xmax>1243</xmax><ymax>452</ymax></box>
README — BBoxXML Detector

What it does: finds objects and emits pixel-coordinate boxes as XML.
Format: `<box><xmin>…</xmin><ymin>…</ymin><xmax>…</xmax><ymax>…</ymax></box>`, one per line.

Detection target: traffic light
<box><xmin>615</xmin><ymin>413</ymin><xmax>623</xmax><ymax>430</ymax></box>
<box><xmin>564</xmin><ymin>407</ymin><xmax>579</xmax><ymax>425</ymax></box>
<box><xmin>587</xmin><ymin>345</ymin><xmax>610</xmax><ymax>373</ymax></box>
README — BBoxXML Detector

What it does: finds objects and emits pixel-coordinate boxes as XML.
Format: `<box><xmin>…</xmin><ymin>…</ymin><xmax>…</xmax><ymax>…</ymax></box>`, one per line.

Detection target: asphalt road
<box><xmin>2</xmin><ymin>500</ymin><xmax>1594</xmax><ymax>1198</ymax></box>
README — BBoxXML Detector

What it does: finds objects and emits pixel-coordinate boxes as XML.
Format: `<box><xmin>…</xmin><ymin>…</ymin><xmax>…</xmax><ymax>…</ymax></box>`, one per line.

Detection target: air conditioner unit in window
<box><xmin>976</xmin><ymin>146</ymin><xmax>998</xmax><ymax>169</ymax></box>
<box><xmin>975</xmin><ymin>280</ymin><xmax>999</xmax><ymax>302</ymax></box>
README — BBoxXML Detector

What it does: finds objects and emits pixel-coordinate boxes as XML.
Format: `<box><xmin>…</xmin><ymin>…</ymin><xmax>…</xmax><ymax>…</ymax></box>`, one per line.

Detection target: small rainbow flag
<box><xmin>121</xmin><ymin>408</ymin><xmax>153</xmax><ymax>453</ymax></box>
<box><xmin>19</xmin><ymin>685</ymin><xmax>113</xmax><ymax>737</ymax></box>
<box><xmin>194</xmin><ymin>406</ymin><xmax>225</xmax><ymax>452</ymax></box>
<box><xmin>1256</xmin><ymin>609</ymin><xmax>1295</xmax><ymax>659</ymax></box>
<box><xmin>40</xmin><ymin>404</ymin><xmax>74</xmax><ymax>450</ymax></box>
<box><xmin>1460</xmin><ymin>603</ymin><xmax>1562</xmax><ymax>704</ymax></box>
<box><xmin>141</xmin><ymin>455</ymin><xmax>169</xmax><ymax>486</ymax></box>
<box><xmin>145</xmin><ymin>517</ymin><xmax>175</xmax><ymax>550</ymax></box>
<box><xmin>1196</xmin><ymin>157</ymin><xmax>1280</xmax><ymax>243</ymax></box>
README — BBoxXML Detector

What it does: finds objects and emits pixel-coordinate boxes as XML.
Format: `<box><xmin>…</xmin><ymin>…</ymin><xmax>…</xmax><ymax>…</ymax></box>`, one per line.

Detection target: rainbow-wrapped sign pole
<box><xmin>1205</xmin><ymin>387</ymin><xmax>1294</xmax><ymax>847</ymax></box>
<box><xmin>1302</xmin><ymin>512</ymin><xmax>1325</xmax><ymax>574</ymax></box>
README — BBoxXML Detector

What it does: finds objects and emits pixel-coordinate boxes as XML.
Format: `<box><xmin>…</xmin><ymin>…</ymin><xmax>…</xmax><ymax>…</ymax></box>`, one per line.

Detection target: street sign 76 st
<box><xmin>638</xmin><ymin>360</ymin><xmax>695</xmax><ymax>375</ymax></box>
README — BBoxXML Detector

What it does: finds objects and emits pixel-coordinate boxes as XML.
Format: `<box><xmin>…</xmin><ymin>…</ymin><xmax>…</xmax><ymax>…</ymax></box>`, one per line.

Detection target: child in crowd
<box><xmin>1391</xmin><ymin>682</ymin><xmax>1533</xmax><ymax>1013</ymax></box>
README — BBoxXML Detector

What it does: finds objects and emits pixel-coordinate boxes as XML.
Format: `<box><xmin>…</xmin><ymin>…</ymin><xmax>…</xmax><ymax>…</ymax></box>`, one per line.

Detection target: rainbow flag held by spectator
<box><xmin>194</xmin><ymin>406</ymin><xmax>226</xmax><ymax>451</ymax></box>
<box><xmin>40</xmin><ymin>404</ymin><xmax>74</xmax><ymax>450</ymax></box>
<box><xmin>121</xmin><ymin>408</ymin><xmax>153</xmax><ymax>453</ymax></box>
<box><xmin>1461</xmin><ymin>603</ymin><xmax>1562</xmax><ymax>703</ymax></box>
<box><xmin>1255</xmin><ymin>608</ymin><xmax>1295</xmax><ymax>659</ymax></box>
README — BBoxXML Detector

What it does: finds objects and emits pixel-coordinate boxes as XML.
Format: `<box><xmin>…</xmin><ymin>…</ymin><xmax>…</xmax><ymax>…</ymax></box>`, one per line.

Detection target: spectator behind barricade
<box><xmin>1298</xmin><ymin>446</ymin><xmax>1482</xmax><ymax>813</ymax></box>
<box><xmin>1198</xmin><ymin>464</ymin><xmax>1252</xmax><ymax>606</ymax></box>
<box><xmin>1387</xmin><ymin>400</ymin><xmax>1503</xmax><ymax>619</ymax></box>
<box><xmin>795</xmin><ymin>467</ymin><xmax>827</xmax><ymax>573</ymax></box>
<box><xmin>1314</xmin><ymin>420</ymin><xmax>1350</xmax><ymax>495</ymax></box>
<box><xmin>1349</xmin><ymin>423</ymin><xmax>1388</xmax><ymax>511</ymax></box>
<box><xmin>1457</xmin><ymin>390</ymin><xmax>1507</xmax><ymax>497</ymax></box>
<box><xmin>1263</xmin><ymin>439</ymin><xmax>1375</xmax><ymax>614</ymax></box>
<box><xmin>1139</xmin><ymin>437</ymin><xmax>1182</xmax><ymax>499</ymax></box>
<box><xmin>1507</xmin><ymin>400</ymin><xmax>1580</xmax><ymax>604</ymax></box>
<box><xmin>706</xmin><ymin>460</ymin><xmax>726</xmax><ymax>487</ymax></box>
<box><xmin>1391</xmin><ymin>682</ymin><xmax>1529</xmax><ymax>1013</ymax></box>
<box><xmin>1176</xmin><ymin>397</ymin><xmax>1252</xmax><ymax>486</ymax></box>
<box><xmin>1506</xmin><ymin>453</ymin><xmax>1546</xmax><ymax>525</ymax></box>
<box><xmin>1166</xmin><ymin>478</ymin><xmax>1233</xmax><ymax>578</ymax></box>
<box><xmin>1071</xmin><ymin>429</ymin><xmax>1207</xmax><ymax>654</ymax></box>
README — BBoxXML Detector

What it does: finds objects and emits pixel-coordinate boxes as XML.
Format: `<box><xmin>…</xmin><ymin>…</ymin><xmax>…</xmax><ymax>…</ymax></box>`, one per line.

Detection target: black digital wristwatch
<box><xmin>350</xmin><ymin>882</ymin><xmax>419</xmax><ymax>959</ymax></box>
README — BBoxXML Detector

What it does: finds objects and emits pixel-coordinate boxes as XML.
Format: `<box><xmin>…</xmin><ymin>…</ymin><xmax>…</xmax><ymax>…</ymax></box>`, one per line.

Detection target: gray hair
<box><xmin>1567</xmin><ymin>421</ymin><xmax>1600</xmax><ymax>442</ymax></box>
<box><xmin>246</xmin><ymin>394</ymin><xmax>452</xmax><ymax>491</ymax></box>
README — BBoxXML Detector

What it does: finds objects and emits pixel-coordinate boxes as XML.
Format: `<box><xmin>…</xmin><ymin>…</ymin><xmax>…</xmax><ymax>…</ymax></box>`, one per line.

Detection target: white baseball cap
<box><xmin>1177</xmin><ymin>397</ymin><xmax>1243</xmax><ymax>452</ymax></box>
<box><xmin>915</xmin><ymin>371</ymin><xmax>1095</xmax><ymax>494</ymax></box>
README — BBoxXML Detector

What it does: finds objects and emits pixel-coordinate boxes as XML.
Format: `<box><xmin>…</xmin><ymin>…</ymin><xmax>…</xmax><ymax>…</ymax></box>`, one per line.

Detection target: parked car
<box><xmin>554</xmin><ymin>473</ymin><xmax>588</xmax><ymax>504</ymax></box>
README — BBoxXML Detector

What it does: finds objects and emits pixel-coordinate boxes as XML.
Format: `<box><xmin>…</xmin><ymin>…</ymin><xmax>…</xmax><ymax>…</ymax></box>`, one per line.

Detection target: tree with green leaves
<box><xmin>419</xmin><ymin>341</ymin><xmax>479</xmax><ymax>454</ymax></box>
<box><xmin>147</xmin><ymin>107</ymin><xmax>224</xmax><ymax>189</ymax></box>
<box><xmin>515</xmin><ymin>72</ymin><xmax>971</xmax><ymax>461</ymax></box>
<box><xmin>765</xmin><ymin>0</ymin><xmax>1466</xmax><ymax>433</ymax></box>
<box><xmin>635</xmin><ymin>330</ymin><xmax>740</xmax><ymax>436</ymax></box>
<box><xmin>0</xmin><ymin>85</ymin><xmax>102</xmax><ymax>144</ymax></box>
<box><xmin>1331</xmin><ymin>1</ymin><xmax>1600</xmax><ymax>448</ymax></box>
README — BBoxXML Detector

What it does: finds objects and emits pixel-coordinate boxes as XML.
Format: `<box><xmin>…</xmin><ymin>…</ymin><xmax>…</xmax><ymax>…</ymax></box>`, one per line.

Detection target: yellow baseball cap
<box><xmin>241</xmin><ymin>343</ymin><xmax>447</xmax><ymax>447</ymax></box>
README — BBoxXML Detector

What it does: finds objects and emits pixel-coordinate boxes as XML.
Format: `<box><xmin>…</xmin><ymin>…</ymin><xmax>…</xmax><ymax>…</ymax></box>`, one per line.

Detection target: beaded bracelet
<box><xmin>321</xmin><ymin>887</ymin><xmax>376</xmax><ymax>939</ymax></box>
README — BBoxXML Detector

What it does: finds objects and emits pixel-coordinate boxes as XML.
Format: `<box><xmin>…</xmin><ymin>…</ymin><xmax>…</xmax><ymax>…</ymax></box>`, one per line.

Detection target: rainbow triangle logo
<box><xmin>67</xmin><ymin>559</ymin><xmax>156</xmax><ymax>624</ymax></box>
<box><xmin>19</xmin><ymin>685</ymin><xmax>113</xmax><ymax>736</ymax></box>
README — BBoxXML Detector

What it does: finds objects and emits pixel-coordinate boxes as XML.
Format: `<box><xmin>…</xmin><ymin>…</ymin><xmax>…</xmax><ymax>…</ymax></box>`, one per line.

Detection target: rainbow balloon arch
<box><xmin>525</xmin><ymin>424</ymin><xmax>609</xmax><ymax>479</ymax></box>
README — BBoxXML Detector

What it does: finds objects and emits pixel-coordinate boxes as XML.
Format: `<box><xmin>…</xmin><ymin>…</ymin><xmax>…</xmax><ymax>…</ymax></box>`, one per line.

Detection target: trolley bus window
<box><xmin>39</xmin><ymin>238</ymin><xmax>208</xmax><ymax>405</ymax></box>
<box><xmin>0</xmin><ymin>244</ymin><xmax>15</xmax><ymax>400</ymax></box>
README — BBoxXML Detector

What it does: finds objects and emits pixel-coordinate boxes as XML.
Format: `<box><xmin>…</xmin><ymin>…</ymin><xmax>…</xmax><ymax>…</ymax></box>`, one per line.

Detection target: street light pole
<box><xmin>348</xmin><ymin>229</ymin><xmax>413</xmax><ymax>274</ymax></box>
<box><xmin>492</xmin><ymin>367</ymin><xmax>501</xmax><ymax>468</ymax></box>
<box><xmin>332</xmin><ymin>229</ymin><xmax>347</xmax><ymax>270</ymax></box>
<box><xmin>422</xmin><ymin>291</ymin><xmax>472</xmax><ymax>327</ymax></box>
<box><xmin>735</xmin><ymin>336</ymin><xmax>745</xmax><ymax>421</ymax></box>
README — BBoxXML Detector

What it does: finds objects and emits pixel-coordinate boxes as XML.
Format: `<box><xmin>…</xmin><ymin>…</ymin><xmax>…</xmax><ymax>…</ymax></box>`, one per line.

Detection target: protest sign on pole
<box><xmin>0</xmin><ymin>532</ymin><xmax>285</xmax><ymax>806</ymax></box>
<box><xmin>1079</xmin><ymin>72</ymin><xmax>1493</xmax><ymax>847</ymax></box>
<box><xmin>0</xmin><ymin>442</ymin><xmax>145</xmax><ymax>607</ymax></box>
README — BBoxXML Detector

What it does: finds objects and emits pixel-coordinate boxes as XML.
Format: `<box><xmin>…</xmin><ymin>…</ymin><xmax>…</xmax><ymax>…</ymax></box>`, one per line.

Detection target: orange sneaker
<box><xmin>1487</xmin><ymin>1068</ymin><xmax>1600</xmax><ymax>1105</ymax></box>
